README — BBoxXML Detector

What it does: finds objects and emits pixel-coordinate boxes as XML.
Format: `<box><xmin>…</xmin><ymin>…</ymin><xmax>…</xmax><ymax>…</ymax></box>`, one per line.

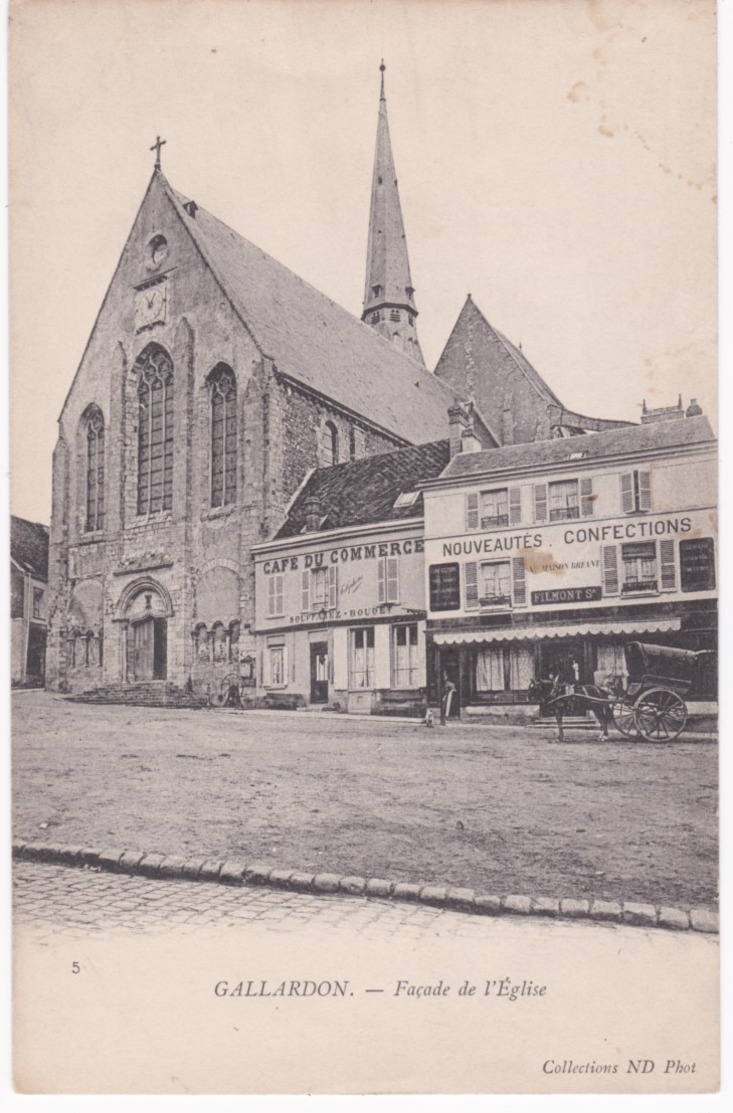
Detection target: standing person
<box><xmin>441</xmin><ymin>675</ymin><xmax>457</xmax><ymax>723</ymax></box>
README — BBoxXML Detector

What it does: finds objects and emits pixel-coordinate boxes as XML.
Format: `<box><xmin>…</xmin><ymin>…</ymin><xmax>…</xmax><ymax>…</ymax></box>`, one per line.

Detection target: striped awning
<box><xmin>432</xmin><ymin>617</ymin><xmax>682</xmax><ymax>647</ymax></box>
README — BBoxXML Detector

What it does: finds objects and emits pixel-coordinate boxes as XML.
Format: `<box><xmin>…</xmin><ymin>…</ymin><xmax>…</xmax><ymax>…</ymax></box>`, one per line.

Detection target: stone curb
<box><xmin>11</xmin><ymin>840</ymin><xmax>719</xmax><ymax>935</ymax></box>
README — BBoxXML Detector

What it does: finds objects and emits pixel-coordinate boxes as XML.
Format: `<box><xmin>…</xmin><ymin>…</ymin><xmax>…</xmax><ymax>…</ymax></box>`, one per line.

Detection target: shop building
<box><xmin>253</xmin><ymin>441</ymin><xmax>449</xmax><ymax>712</ymax></box>
<box><xmin>11</xmin><ymin>516</ymin><xmax>50</xmax><ymax>686</ymax></box>
<box><xmin>421</xmin><ymin>411</ymin><xmax>717</xmax><ymax>715</ymax></box>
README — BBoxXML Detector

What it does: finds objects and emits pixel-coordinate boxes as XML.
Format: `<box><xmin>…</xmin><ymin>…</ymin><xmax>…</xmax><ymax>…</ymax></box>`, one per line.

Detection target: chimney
<box><xmin>303</xmin><ymin>496</ymin><xmax>322</xmax><ymax>533</ymax></box>
<box><xmin>686</xmin><ymin>398</ymin><xmax>703</xmax><ymax>417</ymax></box>
<box><xmin>448</xmin><ymin>403</ymin><xmax>470</xmax><ymax>458</ymax></box>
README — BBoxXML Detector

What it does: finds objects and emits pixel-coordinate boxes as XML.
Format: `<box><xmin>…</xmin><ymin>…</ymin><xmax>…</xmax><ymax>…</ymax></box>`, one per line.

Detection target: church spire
<box><xmin>362</xmin><ymin>62</ymin><xmax>424</xmax><ymax>366</ymax></box>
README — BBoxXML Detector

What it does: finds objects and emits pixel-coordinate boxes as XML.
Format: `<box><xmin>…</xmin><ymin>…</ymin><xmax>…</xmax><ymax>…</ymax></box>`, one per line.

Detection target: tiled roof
<box><xmin>10</xmin><ymin>516</ymin><xmax>49</xmax><ymax>580</ymax></box>
<box><xmin>276</xmin><ymin>441</ymin><xmax>451</xmax><ymax>538</ymax></box>
<box><xmin>164</xmin><ymin>178</ymin><xmax>457</xmax><ymax>443</ymax></box>
<box><xmin>441</xmin><ymin>415</ymin><xmax>715</xmax><ymax>481</ymax></box>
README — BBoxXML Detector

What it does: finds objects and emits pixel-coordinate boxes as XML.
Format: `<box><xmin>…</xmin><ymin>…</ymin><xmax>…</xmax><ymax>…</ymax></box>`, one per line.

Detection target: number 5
<box><xmin>72</xmin><ymin>961</ymin><xmax>80</xmax><ymax>974</ymax></box>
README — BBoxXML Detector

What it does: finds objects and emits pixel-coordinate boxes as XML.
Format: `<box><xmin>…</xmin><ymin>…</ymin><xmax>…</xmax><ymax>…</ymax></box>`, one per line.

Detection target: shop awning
<box><xmin>432</xmin><ymin>617</ymin><xmax>682</xmax><ymax>646</ymax></box>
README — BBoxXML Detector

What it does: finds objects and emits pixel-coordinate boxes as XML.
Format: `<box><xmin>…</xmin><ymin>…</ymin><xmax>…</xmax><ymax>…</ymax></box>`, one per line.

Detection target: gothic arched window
<box><xmin>84</xmin><ymin>405</ymin><xmax>105</xmax><ymax>532</ymax></box>
<box><xmin>137</xmin><ymin>346</ymin><xmax>174</xmax><ymax>515</ymax></box>
<box><xmin>209</xmin><ymin>365</ymin><xmax>237</xmax><ymax>507</ymax></box>
<box><xmin>323</xmin><ymin>421</ymin><xmax>339</xmax><ymax>467</ymax></box>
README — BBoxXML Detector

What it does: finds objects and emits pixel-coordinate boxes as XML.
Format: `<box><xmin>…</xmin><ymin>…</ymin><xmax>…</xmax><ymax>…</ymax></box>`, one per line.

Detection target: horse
<box><xmin>527</xmin><ymin>676</ymin><xmax>617</xmax><ymax>742</ymax></box>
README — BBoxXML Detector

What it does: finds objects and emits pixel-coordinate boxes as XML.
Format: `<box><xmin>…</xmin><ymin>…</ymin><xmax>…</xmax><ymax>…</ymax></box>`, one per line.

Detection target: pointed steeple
<box><xmin>362</xmin><ymin>62</ymin><xmax>424</xmax><ymax>366</ymax></box>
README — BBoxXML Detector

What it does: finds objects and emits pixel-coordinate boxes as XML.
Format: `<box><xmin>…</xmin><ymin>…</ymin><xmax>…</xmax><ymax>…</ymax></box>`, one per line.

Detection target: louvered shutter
<box><xmin>509</xmin><ymin>487</ymin><xmax>522</xmax><ymax>526</ymax></box>
<box><xmin>602</xmin><ymin>544</ymin><xmax>620</xmax><ymax>595</ymax></box>
<box><xmin>301</xmin><ymin>570</ymin><xmax>310</xmax><ymax>612</ymax></box>
<box><xmin>466</xmin><ymin>492</ymin><xmax>479</xmax><ymax>531</ymax></box>
<box><xmin>533</xmin><ymin>484</ymin><xmax>548</xmax><ymax>523</ymax></box>
<box><xmin>465</xmin><ymin>561</ymin><xmax>479</xmax><ymax>609</ymax></box>
<box><xmin>282</xmin><ymin>645</ymin><xmax>290</xmax><ymax>687</ymax></box>
<box><xmin>659</xmin><ymin>539</ymin><xmax>677</xmax><ymax>591</ymax></box>
<box><xmin>332</xmin><ymin>627</ymin><xmax>348</xmax><ymax>690</ymax></box>
<box><xmin>377</xmin><ymin>558</ymin><xmax>386</xmax><ymax>604</ymax></box>
<box><xmin>512</xmin><ymin>557</ymin><xmax>527</xmax><ymax>607</ymax></box>
<box><xmin>386</xmin><ymin>557</ymin><xmax>399</xmax><ymax>602</ymax></box>
<box><xmin>620</xmin><ymin>472</ymin><xmax>634</xmax><ymax>513</ymax></box>
<box><xmin>328</xmin><ymin>565</ymin><xmax>338</xmax><ymax>609</ymax></box>
<box><xmin>416</xmin><ymin>620</ymin><xmax>427</xmax><ymax>688</ymax></box>
<box><xmin>580</xmin><ymin>477</ymin><xmax>594</xmax><ymax>517</ymax></box>
<box><xmin>263</xmin><ymin>646</ymin><xmax>271</xmax><ymax>686</ymax></box>
<box><xmin>638</xmin><ymin>470</ymin><xmax>652</xmax><ymax>512</ymax></box>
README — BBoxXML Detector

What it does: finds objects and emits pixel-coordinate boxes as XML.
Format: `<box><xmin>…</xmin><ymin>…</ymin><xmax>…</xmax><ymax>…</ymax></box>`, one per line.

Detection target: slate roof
<box><xmin>440</xmin><ymin>415</ymin><xmax>715</xmax><ymax>481</ymax></box>
<box><xmin>164</xmin><ymin>176</ymin><xmax>457</xmax><ymax>443</ymax></box>
<box><xmin>276</xmin><ymin>440</ymin><xmax>451</xmax><ymax>538</ymax></box>
<box><xmin>10</xmin><ymin>516</ymin><xmax>49</xmax><ymax>580</ymax></box>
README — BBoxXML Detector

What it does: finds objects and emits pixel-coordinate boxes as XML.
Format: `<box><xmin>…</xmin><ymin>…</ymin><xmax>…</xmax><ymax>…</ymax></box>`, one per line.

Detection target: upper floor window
<box><xmin>377</xmin><ymin>556</ymin><xmax>400</xmax><ymax>604</ymax></box>
<box><xmin>322</xmin><ymin>421</ymin><xmax>339</xmax><ymax>467</ymax></box>
<box><xmin>465</xmin><ymin>557</ymin><xmax>527</xmax><ymax>610</ymax></box>
<box><xmin>300</xmin><ymin>566</ymin><xmax>338</xmax><ymax>612</ymax></box>
<box><xmin>137</xmin><ymin>345</ymin><xmax>173</xmax><ymax>515</ymax></box>
<box><xmin>84</xmin><ymin>405</ymin><xmax>105</xmax><ymax>532</ymax></box>
<box><xmin>32</xmin><ymin>588</ymin><xmax>44</xmax><ymax>619</ymax></box>
<box><xmin>466</xmin><ymin>487</ymin><xmax>521</xmax><ymax>530</ymax></box>
<box><xmin>267</xmin><ymin>574</ymin><xmax>284</xmax><ymax>618</ymax></box>
<box><xmin>534</xmin><ymin>478</ymin><xmax>594</xmax><ymax>523</ymax></box>
<box><xmin>620</xmin><ymin>469</ymin><xmax>652</xmax><ymax>514</ymax></box>
<box><xmin>209</xmin><ymin>364</ymin><xmax>237</xmax><ymax>508</ymax></box>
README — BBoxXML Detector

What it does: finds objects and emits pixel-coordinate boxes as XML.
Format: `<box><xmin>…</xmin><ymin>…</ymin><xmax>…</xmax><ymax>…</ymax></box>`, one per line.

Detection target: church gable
<box><xmin>434</xmin><ymin>296</ymin><xmax>563</xmax><ymax>446</ymax></box>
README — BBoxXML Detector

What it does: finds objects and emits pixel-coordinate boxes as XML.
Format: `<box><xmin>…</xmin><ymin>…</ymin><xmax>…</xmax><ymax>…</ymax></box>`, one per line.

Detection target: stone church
<box><xmin>47</xmin><ymin>66</ymin><xmax>620</xmax><ymax>697</ymax></box>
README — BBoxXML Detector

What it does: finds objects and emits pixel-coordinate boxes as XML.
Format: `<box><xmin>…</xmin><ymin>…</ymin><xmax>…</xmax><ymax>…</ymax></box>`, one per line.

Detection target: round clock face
<box><xmin>135</xmin><ymin>281</ymin><xmax>167</xmax><ymax>329</ymax></box>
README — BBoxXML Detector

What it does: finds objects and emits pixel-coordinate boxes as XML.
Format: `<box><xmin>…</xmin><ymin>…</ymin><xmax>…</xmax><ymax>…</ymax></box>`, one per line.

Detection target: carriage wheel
<box><xmin>610</xmin><ymin>699</ymin><xmax>638</xmax><ymax>738</ymax></box>
<box><xmin>633</xmin><ymin>688</ymin><xmax>688</xmax><ymax>742</ymax></box>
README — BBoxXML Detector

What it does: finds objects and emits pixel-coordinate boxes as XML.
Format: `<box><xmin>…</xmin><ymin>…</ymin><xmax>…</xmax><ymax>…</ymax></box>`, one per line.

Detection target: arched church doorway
<box><xmin>118</xmin><ymin>580</ymin><xmax>172</xmax><ymax>683</ymax></box>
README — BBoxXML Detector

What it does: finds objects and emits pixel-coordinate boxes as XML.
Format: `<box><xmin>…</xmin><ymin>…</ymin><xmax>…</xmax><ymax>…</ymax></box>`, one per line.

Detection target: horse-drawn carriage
<box><xmin>530</xmin><ymin>642</ymin><xmax>705</xmax><ymax>742</ymax></box>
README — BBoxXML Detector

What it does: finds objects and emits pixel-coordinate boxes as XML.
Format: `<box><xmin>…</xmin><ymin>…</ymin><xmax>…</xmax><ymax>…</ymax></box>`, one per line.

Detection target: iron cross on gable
<box><xmin>150</xmin><ymin>135</ymin><xmax>167</xmax><ymax>170</ymax></box>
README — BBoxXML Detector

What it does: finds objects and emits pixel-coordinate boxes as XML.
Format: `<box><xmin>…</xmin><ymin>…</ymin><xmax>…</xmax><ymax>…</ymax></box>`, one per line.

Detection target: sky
<box><xmin>9</xmin><ymin>0</ymin><xmax>717</xmax><ymax>525</ymax></box>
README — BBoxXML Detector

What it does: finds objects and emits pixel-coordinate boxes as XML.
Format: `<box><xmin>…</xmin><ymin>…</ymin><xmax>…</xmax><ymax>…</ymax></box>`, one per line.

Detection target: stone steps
<box><xmin>68</xmin><ymin>682</ymin><xmax>208</xmax><ymax>710</ymax></box>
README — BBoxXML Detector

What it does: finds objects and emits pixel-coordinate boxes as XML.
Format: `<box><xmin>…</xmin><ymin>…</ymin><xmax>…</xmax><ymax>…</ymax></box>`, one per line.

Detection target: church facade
<box><xmin>46</xmin><ymin>68</ymin><xmax>628</xmax><ymax>699</ymax></box>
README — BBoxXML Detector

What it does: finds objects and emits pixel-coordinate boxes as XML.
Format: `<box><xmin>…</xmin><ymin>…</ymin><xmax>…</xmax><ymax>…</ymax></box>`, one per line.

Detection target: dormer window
<box><xmin>393</xmin><ymin>491</ymin><xmax>419</xmax><ymax>509</ymax></box>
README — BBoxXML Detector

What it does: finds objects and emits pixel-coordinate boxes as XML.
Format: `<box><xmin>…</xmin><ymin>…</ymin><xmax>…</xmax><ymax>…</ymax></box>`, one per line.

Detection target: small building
<box><xmin>11</xmin><ymin>516</ymin><xmax>50</xmax><ymax>686</ymax></box>
<box><xmin>421</xmin><ymin>410</ymin><xmax>717</xmax><ymax>715</ymax></box>
<box><xmin>253</xmin><ymin>441</ymin><xmax>449</xmax><ymax>712</ymax></box>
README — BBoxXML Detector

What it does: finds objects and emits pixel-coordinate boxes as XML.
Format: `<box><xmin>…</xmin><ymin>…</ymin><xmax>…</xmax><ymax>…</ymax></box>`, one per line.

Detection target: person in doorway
<box><xmin>441</xmin><ymin>675</ymin><xmax>457</xmax><ymax>721</ymax></box>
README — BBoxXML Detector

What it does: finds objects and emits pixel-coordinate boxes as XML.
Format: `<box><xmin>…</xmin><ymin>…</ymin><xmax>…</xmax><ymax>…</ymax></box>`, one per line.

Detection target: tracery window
<box><xmin>209</xmin><ymin>365</ymin><xmax>237</xmax><ymax>507</ymax></box>
<box><xmin>137</xmin><ymin>346</ymin><xmax>174</xmax><ymax>515</ymax></box>
<box><xmin>85</xmin><ymin>406</ymin><xmax>105</xmax><ymax>531</ymax></box>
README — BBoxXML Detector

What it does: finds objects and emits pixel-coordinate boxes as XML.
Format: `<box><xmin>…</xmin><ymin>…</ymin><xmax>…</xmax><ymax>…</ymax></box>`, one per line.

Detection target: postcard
<box><xmin>9</xmin><ymin>0</ymin><xmax>719</xmax><ymax>1096</ymax></box>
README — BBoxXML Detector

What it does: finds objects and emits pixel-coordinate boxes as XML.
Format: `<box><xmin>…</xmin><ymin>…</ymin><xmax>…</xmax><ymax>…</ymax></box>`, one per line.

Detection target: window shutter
<box><xmin>466</xmin><ymin>493</ymin><xmax>479</xmax><ymax>531</ymax></box>
<box><xmin>263</xmin><ymin>647</ymin><xmax>271</xmax><ymax>687</ymax></box>
<box><xmin>283</xmin><ymin>645</ymin><xmax>290</xmax><ymax>686</ymax></box>
<box><xmin>332</xmin><ymin>627</ymin><xmax>348</xmax><ymax>690</ymax></box>
<box><xmin>416</xmin><ymin>620</ymin><xmax>426</xmax><ymax>688</ymax></box>
<box><xmin>328</xmin><ymin>565</ymin><xmax>338</xmax><ymax>609</ymax></box>
<box><xmin>386</xmin><ymin>557</ymin><xmax>399</xmax><ymax>602</ymax></box>
<box><xmin>602</xmin><ymin>544</ymin><xmax>619</xmax><ymax>595</ymax></box>
<box><xmin>580</xmin><ymin>477</ymin><xmax>594</xmax><ymax>517</ymax></box>
<box><xmin>533</xmin><ymin>484</ymin><xmax>548</xmax><ymax>523</ymax></box>
<box><xmin>374</xmin><ymin>624</ymin><xmax>391</xmax><ymax>689</ymax></box>
<box><xmin>512</xmin><ymin>557</ymin><xmax>527</xmax><ymax>607</ymax></box>
<box><xmin>301</xmin><ymin>570</ymin><xmax>310</xmax><ymax>612</ymax></box>
<box><xmin>465</xmin><ymin>561</ymin><xmax>479</xmax><ymax>609</ymax></box>
<box><xmin>659</xmin><ymin>539</ymin><xmax>677</xmax><ymax>591</ymax></box>
<box><xmin>267</xmin><ymin>576</ymin><xmax>275</xmax><ymax>617</ymax></box>
<box><xmin>377</xmin><ymin>558</ymin><xmax>386</xmax><ymax>604</ymax></box>
<box><xmin>620</xmin><ymin>472</ymin><xmax>634</xmax><ymax>514</ymax></box>
<box><xmin>638</xmin><ymin>470</ymin><xmax>652</xmax><ymax>512</ymax></box>
<box><xmin>509</xmin><ymin>487</ymin><xmax>522</xmax><ymax>526</ymax></box>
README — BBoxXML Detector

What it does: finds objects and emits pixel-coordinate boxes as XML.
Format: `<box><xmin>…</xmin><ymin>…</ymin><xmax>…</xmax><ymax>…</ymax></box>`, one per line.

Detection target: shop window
<box><xmin>267</xmin><ymin>574</ymin><xmax>284</xmax><ymax>617</ymax></box>
<box><xmin>392</xmin><ymin>624</ymin><xmax>419</xmax><ymax>688</ymax></box>
<box><xmin>620</xmin><ymin>469</ymin><xmax>652</xmax><ymax>514</ymax></box>
<box><xmin>476</xmin><ymin>647</ymin><xmax>508</xmax><ymax>691</ymax></box>
<box><xmin>350</xmin><ymin>627</ymin><xmax>375</xmax><ymax>689</ymax></box>
<box><xmin>466</xmin><ymin>487</ymin><xmax>521</xmax><ymax>530</ymax></box>
<box><xmin>267</xmin><ymin>644</ymin><xmax>286</xmax><ymax>687</ymax></box>
<box><xmin>534</xmin><ymin>478</ymin><xmax>594</xmax><ymax>523</ymax></box>
<box><xmin>32</xmin><ymin>588</ymin><xmax>44</xmax><ymax>619</ymax></box>
<box><xmin>209</xmin><ymin>364</ymin><xmax>237</xmax><ymax>508</ymax></box>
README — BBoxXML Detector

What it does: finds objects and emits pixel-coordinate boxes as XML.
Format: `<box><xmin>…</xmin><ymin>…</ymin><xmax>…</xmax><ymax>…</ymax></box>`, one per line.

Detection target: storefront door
<box><xmin>310</xmin><ymin>642</ymin><xmax>329</xmax><ymax>703</ymax></box>
<box><xmin>540</xmin><ymin>640</ymin><xmax>589</xmax><ymax>684</ymax></box>
<box><xmin>439</xmin><ymin>647</ymin><xmax>462</xmax><ymax>717</ymax></box>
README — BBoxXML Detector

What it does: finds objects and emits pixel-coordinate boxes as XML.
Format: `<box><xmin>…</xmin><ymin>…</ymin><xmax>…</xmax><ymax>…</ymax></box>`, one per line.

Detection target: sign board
<box><xmin>679</xmin><ymin>537</ymin><xmax>716</xmax><ymax>592</ymax></box>
<box><xmin>429</xmin><ymin>563</ymin><xmax>460</xmax><ymax>611</ymax></box>
<box><xmin>531</xmin><ymin>586</ymin><xmax>602</xmax><ymax>606</ymax></box>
